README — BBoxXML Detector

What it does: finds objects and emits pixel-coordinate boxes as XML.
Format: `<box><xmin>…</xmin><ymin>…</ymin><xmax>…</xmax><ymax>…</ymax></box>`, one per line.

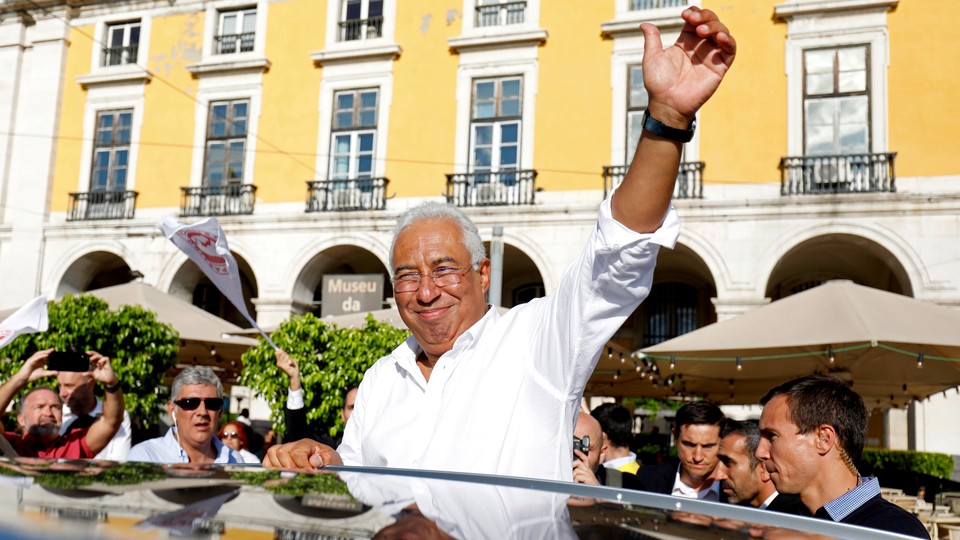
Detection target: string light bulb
<box><xmin>620</xmin><ymin>352</ymin><xmax>625</xmax><ymax>364</ymax></box>
<box><xmin>917</xmin><ymin>353</ymin><xmax>924</xmax><ymax>369</ymax></box>
<box><xmin>827</xmin><ymin>347</ymin><xmax>835</xmax><ymax>364</ymax></box>
<box><xmin>613</xmin><ymin>370</ymin><xmax>620</xmax><ymax>381</ymax></box>
<box><xmin>670</xmin><ymin>355</ymin><xmax>676</xmax><ymax>370</ymax></box>
<box><xmin>736</xmin><ymin>356</ymin><xmax>743</xmax><ymax>372</ymax></box>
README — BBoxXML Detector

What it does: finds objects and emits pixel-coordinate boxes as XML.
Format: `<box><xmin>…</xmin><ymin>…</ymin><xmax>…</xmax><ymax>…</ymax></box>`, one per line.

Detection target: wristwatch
<box><xmin>103</xmin><ymin>381</ymin><xmax>122</xmax><ymax>394</ymax></box>
<box><xmin>642</xmin><ymin>109</ymin><xmax>696</xmax><ymax>143</ymax></box>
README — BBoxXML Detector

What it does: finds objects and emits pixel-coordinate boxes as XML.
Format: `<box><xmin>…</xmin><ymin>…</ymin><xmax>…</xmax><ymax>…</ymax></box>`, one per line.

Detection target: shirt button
<box><xmin>613</xmin><ymin>244</ymin><xmax>620</xmax><ymax>250</ymax></box>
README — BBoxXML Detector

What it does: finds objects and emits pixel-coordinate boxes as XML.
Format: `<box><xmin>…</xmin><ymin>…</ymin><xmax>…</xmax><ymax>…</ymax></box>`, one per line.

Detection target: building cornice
<box><xmin>448</xmin><ymin>29</ymin><xmax>547</xmax><ymax>53</ymax></box>
<box><xmin>309</xmin><ymin>43</ymin><xmax>401</xmax><ymax>65</ymax></box>
<box><xmin>774</xmin><ymin>0</ymin><xmax>898</xmax><ymax>19</ymax></box>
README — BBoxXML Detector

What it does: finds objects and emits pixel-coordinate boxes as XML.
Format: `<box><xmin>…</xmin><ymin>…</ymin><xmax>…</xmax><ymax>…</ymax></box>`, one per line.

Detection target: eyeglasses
<box><xmin>173</xmin><ymin>397</ymin><xmax>224</xmax><ymax>411</ymax></box>
<box><xmin>392</xmin><ymin>265</ymin><xmax>476</xmax><ymax>293</ymax></box>
<box><xmin>221</xmin><ymin>431</ymin><xmax>241</xmax><ymax>440</ymax></box>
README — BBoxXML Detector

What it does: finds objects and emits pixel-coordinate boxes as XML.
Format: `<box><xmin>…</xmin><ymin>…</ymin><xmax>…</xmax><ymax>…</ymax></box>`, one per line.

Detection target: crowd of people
<box><xmin>0</xmin><ymin>7</ymin><xmax>931</xmax><ymax>538</ymax></box>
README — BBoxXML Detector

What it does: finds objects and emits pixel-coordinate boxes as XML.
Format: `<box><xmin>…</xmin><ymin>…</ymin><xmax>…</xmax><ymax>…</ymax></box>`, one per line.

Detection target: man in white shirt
<box><xmin>59</xmin><ymin>370</ymin><xmax>132</xmax><ymax>461</ymax></box>
<box><xmin>263</xmin><ymin>7</ymin><xmax>737</xmax><ymax>481</ymax></box>
<box><xmin>635</xmin><ymin>401</ymin><xmax>724</xmax><ymax>500</ymax></box>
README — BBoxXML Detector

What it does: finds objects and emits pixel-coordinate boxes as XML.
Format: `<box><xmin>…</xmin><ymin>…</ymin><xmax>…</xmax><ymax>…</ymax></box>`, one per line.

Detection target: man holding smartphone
<box><xmin>0</xmin><ymin>348</ymin><xmax>124</xmax><ymax>459</ymax></box>
<box><xmin>58</xmin><ymin>360</ymin><xmax>132</xmax><ymax>461</ymax></box>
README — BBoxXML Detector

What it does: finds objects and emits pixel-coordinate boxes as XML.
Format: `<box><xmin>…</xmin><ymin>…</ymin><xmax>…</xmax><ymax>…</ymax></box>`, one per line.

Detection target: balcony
<box><xmin>476</xmin><ymin>1</ymin><xmax>526</xmax><ymax>27</ymax></box>
<box><xmin>180</xmin><ymin>184</ymin><xmax>257</xmax><ymax>217</ymax></box>
<box><xmin>445</xmin><ymin>170</ymin><xmax>537</xmax><ymax>207</ymax></box>
<box><xmin>779</xmin><ymin>153</ymin><xmax>897</xmax><ymax>195</ymax></box>
<box><xmin>101</xmin><ymin>45</ymin><xmax>138</xmax><ymax>66</ymax></box>
<box><xmin>306</xmin><ymin>178</ymin><xmax>389</xmax><ymax>212</ymax></box>
<box><xmin>215</xmin><ymin>32</ymin><xmax>255</xmax><ymax>54</ymax></box>
<box><xmin>603</xmin><ymin>162</ymin><xmax>704</xmax><ymax>199</ymax></box>
<box><xmin>630</xmin><ymin>0</ymin><xmax>688</xmax><ymax>9</ymax></box>
<box><xmin>67</xmin><ymin>190</ymin><xmax>138</xmax><ymax>221</ymax></box>
<box><xmin>338</xmin><ymin>16</ymin><xmax>384</xmax><ymax>41</ymax></box>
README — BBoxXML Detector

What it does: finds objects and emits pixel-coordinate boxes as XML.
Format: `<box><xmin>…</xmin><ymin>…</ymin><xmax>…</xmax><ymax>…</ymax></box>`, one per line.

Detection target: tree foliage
<box><xmin>239</xmin><ymin>312</ymin><xmax>409</xmax><ymax>439</ymax></box>
<box><xmin>0</xmin><ymin>295</ymin><xmax>179</xmax><ymax>427</ymax></box>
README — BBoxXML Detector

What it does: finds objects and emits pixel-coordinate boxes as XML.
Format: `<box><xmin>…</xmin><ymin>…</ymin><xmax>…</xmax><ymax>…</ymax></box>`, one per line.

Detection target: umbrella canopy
<box><xmin>586</xmin><ymin>280</ymin><xmax>960</xmax><ymax>407</ymax></box>
<box><xmin>86</xmin><ymin>282</ymin><xmax>258</xmax><ymax>384</ymax></box>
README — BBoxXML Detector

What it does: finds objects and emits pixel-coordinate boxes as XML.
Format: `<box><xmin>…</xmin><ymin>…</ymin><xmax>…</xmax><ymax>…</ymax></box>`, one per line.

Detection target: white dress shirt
<box><xmin>338</xmin><ymin>198</ymin><xmax>680</xmax><ymax>481</ymax></box>
<box><xmin>61</xmin><ymin>398</ymin><xmax>132</xmax><ymax>461</ymax></box>
<box><xmin>127</xmin><ymin>428</ymin><xmax>242</xmax><ymax>464</ymax></box>
<box><xmin>671</xmin><ymin>465</ymin><xmax>721</xmax><ymax>501</ymax></box>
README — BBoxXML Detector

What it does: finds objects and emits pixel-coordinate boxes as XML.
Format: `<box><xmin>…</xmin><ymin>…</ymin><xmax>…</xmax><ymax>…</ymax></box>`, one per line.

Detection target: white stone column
<box><xmin>251</xmin><ymin>297</ymin><xmax>310</xmax><ymax>328</ymax></box>
<box><xmin>0</xmin><ymin>9</ymin><xmax>71</xmax><ymax>306</ymax></box>
<box><xmin>710</xmin><ymin>296</ymin><xmax>771</xmax><ymax>321</ymax></box>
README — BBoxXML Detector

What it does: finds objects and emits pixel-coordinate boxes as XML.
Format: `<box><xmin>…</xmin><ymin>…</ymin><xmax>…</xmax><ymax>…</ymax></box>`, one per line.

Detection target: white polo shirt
<box><xmin>338</xmin><ymin>198</ymin><xmax>680</xmax><ymax>481</ymax></box>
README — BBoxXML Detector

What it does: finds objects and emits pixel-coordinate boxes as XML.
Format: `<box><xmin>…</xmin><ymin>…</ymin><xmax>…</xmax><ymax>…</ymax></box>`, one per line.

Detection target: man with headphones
<box><xmin>128</xmin><ymin>366</ymin><xmax>242</xmax><ymax>463</ymax></box>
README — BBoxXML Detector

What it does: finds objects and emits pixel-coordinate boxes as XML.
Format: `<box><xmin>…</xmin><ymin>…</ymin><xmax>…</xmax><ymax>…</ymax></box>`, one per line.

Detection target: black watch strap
<box><xmin>104</xmin><ymin>381</ymin><xmax>121</xmax><ymax>394</ymax></box>
<box><xmin>642</xmin><ymin>110</ymin><xmax>696</xmax><ymax>143</ymax></box>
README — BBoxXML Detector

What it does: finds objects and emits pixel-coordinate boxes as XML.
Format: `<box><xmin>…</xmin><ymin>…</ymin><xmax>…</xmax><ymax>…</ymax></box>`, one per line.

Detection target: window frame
<box><xmin>328</xmin><ymin>88</ymin><xmax>380</xmax><ymax>181</ymax></box>
<box><xmin>801</xmin><ymin>44</ymin><xmax>871</xmax><ymax>156</ymax></box>
<box><xmin>216</xmin><ymin>7</ymin><xmax>258</xmax><ymax>55</ymax></box>
<box><xmin>102</xmin><ymin>20</ymin><xmax>141</xmax><ymax>66</ymax></box>
<box><xmin>468</xmin><ymin>76</ymin><xmax>523</xmax><ymax>173</ymax></box>
<box><xmin>202</xmin><ymin>98</ymin><xmax>251</xmax><ymax>187</ymax></box>
<box><xmin>90</xmin><ymin>109</ymin><xmax>134</xmax><ymax>192</ymax></box>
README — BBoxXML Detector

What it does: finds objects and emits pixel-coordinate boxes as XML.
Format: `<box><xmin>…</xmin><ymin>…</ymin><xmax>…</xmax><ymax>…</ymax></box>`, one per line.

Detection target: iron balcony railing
<box><xmin>67</xmin><ymin>190</ymin><xmax>138</xmax><ymax>221</ymax></box>
<box><xmin>338</xmin><ymin>16</ymin><xmax>384</xmax><ymax>41</ymax></box>
<box><xmin>180</xmin><ymin>184</ymin><xmax>257</xmax><ymax>217</ymax></box>
<box><xmin>630</xmin><ymin>0</ymin><xmax>689</xmax><ymax>10</ymax></box>
<box><xmin>101</xmin><ymin>44</ymin><xmax>138</xmax><ymax>66</ymax></box>
<box><xmin>306</xmin><ymin>178</ymin><xmax>389</xmax><ymax>212</ymax></box>
<box><xmin>603</xmin><ymin>162</ymin><xmax>704</xmax><ymax>199</ymax></box>
<box><xmin>445</xmin><ymin>170</ymin><xmax>537</xmax><ymax>207</ymax></box>
<box><xmin>779</xmin><ymin>153</ymin><xmax>897</xmax><ymax>195</ymax></box>
<box><xmin>215</xmin><ymin>32</ymin><xmax>255</xmax><ymax>54</ymax></box>
<box><xmin>476</xmin><ymin>1</ymin><xmax>526</xmax><ymax>27</ymax></box>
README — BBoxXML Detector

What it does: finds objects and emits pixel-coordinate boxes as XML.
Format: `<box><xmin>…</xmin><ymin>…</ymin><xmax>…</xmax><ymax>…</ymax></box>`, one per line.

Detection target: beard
<box><xmin>26</xmin><ymin>421</ymin><xmax>61</xmax><ymax>442</ymax></box>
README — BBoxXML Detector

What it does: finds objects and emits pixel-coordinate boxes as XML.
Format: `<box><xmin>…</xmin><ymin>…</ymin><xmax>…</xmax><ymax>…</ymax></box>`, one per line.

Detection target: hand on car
<box><xmin>262</xmin><ymin>438</ymin><xmax>343</xmax><ymax>470</ymax></box>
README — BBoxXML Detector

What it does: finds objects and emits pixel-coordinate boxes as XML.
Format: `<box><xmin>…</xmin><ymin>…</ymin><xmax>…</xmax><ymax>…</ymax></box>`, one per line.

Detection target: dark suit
<box><xmin>284</xmin><ymin>405</ymin><xmax>337</xmax><ymax>448</ymax></box>
<box><xmin>765</xmin><ymin>492</ymin><xmax>810</xmax><ymax>516</ymax></box>
<box><xmin>634</xmin><ymin>462</ymin><xmax>726</xmax><ymax>501</ymax></box>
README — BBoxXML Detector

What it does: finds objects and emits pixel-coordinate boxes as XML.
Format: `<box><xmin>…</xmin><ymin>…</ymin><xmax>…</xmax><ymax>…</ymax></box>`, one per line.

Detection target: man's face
<box><xmin>18</xmin><ymin>389</ymin><xmax>62</xmax><ymax>443</ymax></box>
<box><xmin>392</xmin><ymin>219</ymin><xmax>490</xmax><ymax>359</ymax></box>
<box><xmin>715</xmin><ymin>433</ymin><xmax>762</xmax><ymax>505</ymax></box>
<box><xmin>168</xmin><ymin>384</ymin><xmax>222</xmax><ymax>450</ymax></box>
<box><xmin>58</xmin><ymin>371</ymin><xmax>95</xmax><ymax>414</ymax></box>
<box><xmin>342</xmin><ymin>387</ymin><xmax>358</xmax><ymax>423</ymax></box>
<box><xmin>574</xmin><ymin>414</ymin><xmax>604</xmax><ymax>472</ymax></box>
<box><xmin>675</xmin><ymin>423</ymin><xmax>721</xmax><ymax>483</ymax></box>
<box><xmin>756</xmin><ymin>395</ymin><xmax>820</xmax><ymax>495</ymax></box>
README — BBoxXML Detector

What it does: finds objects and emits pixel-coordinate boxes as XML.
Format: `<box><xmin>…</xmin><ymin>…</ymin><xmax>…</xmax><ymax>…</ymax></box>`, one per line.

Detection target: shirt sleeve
<box><xmin>337</xmin><ymin>372</ymin><xmax>368</xmax><ymax>466</ymax></box>
<box><xmin>287</xmin><ymin>388</ymin><xmax>305</xmax><ymax>410</ymax></box>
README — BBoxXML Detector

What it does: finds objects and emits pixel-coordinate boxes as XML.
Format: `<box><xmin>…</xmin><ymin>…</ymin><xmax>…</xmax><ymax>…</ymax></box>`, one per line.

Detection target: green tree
<box><xmin>0</xmin><ymin>295</ymin><xmax>179</xmax><ymax>428</ymax></box>
<box><xmin>239</xmin><ymin>312</ymin><xmax>409</xmax><ymax>439</ymax></box>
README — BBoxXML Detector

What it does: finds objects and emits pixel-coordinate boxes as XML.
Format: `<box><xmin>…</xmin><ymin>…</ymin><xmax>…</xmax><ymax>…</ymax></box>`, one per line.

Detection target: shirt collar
<box><xmin>821</xmin><ymin>476</ymin><xmax>881</xmax><ymax>521</ymax></box>
<box><xmin>165</xmin><ymin>427</ymin><xmax>231</xmax><ymax>463</ymax></box>
<box><xmin>759</xmin><ymin>490</ymin><xmax>780</xmax><ymax>509</ymax></box>
<box><xmin>672</xmin><ymin>464</ymin><xmax>721</xmax><ymax>500</ymax></box>
<box><xmin>393</xmin><ymin>305</ymin><xmax>501</xmax><ymax>379</ymax></box>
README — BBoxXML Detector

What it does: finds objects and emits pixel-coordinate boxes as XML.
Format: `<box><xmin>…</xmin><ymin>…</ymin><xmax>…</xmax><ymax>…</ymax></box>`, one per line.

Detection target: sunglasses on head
<box><xmin>173</xmin><ymin>397</ymin><xmax>224</xmax><ymax>411</ymax></box>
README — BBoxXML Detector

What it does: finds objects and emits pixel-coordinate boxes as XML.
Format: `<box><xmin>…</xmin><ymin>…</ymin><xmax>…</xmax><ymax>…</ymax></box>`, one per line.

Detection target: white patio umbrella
<box><xmin>586</xmin><ymin>280</ymin><xmax>960</xmax><ymax>408</ymax></box>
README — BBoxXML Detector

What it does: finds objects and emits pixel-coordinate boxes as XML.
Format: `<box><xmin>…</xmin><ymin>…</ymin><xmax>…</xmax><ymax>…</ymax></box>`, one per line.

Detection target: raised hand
<box><xmin>18</xmin><ymin>349</ymin><xmax>55</xmax><ymax>383</ymax></box>
<box><xmin>640</xmin><ymin>6</ymin><xmax>737</xmax><ymax>127</ymax></box>
<box><xmin>275</xmin><ymin>349</ymin><xmax>301</xmax><ymax>391</ymax></box>
<box><xmin>86</xmin><ymin>351</ymin><xmax>118</xmax><ymax>386</ymax></box>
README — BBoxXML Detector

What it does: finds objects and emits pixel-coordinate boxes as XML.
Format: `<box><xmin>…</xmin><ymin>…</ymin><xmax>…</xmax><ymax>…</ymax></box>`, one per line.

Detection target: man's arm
<box><xmin>83</xmin><ymin>351</ymin><xmax>123</xmax><ymax>456</ymax></box>
<box><xmin>611</xmin><ymin>7</ymin><xmax>736</xmax><ymax>233</ymax></box>
<box><xmin>0</xmin><ymin>349</ymin><xmax>55</xmax><ymax>429</ymax></box>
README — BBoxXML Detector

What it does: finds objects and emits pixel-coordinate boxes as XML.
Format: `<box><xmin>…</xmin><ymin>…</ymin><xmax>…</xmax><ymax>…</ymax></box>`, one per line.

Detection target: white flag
<box><xmin>0</xmin><ymin>295</ymin><xmax>48</xmax><ymax>349</ymax></box>
<box><xmin>157</xmin><ymin>217</ymin><xmax>253</xmax><ymax>324</ymax></box>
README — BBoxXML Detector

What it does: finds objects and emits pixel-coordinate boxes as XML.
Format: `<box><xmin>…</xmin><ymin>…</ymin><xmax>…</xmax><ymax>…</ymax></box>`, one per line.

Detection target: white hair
<box><xmin>390</xmin><ymin>202</ymin><xmax>486</xmax><ymax>270</ymax></box>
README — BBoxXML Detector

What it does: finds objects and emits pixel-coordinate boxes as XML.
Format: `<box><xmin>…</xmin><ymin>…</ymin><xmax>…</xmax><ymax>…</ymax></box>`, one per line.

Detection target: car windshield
<box><xmin>0</xmin><ymin>457</ymin><xmax>920</xmax><ymax>540</ymax></box>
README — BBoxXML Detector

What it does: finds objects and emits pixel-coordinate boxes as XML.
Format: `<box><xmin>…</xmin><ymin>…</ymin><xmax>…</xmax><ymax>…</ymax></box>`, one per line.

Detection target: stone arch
<box><xmin>55</xmin><ymin>250</ymin><xmax>135</xmax><ymax>297</ymax></box>
<box><xmin>482</xmin><ymin>240</ymin><xmax>546</xmax><ymax>308</ymax></box>
<box><xmin>761</xmin><ymin>226</ymin><xmax>915</xmax><ymax>300</ymax></box>
<box><xmin>291</xmin><ymin>244</ymin><xmax>392</xmax><ymax>315</ymax></box>
<box><xmin>166</xmin><ymin>252</ymin><xmax>259</xmax><ymax>328</ymax></box>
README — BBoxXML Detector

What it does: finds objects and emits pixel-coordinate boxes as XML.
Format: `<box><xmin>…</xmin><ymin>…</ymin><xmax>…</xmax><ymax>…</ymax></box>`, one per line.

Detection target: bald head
<box><xmin>574</xmin><ymin>411</ymin><xmax>605</xmax><ymax>472</ymax></box>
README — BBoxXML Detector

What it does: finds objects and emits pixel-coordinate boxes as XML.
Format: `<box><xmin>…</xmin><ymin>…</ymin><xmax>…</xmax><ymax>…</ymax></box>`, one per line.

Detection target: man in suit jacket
<box><xmin>715</xmin><ymin>418</ymin><xmax>808</xmax><ymax>515</ymax></box>
<box><xmin>635</xmin><ymin>401</ymin><xmax>724</xmax><ymax>500</ymax></box>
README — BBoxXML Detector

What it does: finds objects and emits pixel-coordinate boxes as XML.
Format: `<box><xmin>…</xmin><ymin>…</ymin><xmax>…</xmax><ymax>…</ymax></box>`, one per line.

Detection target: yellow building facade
<box><xmin>2</xmin><ymin>0</ymin><xmax>959</xmax><ymax>452</ymax></box>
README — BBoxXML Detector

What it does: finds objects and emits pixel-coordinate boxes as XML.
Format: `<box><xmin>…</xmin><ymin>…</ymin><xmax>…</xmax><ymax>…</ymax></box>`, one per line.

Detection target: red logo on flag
<box><xmin>178</xmin><ymin>230</ymin><xmax>229</xmax><ymax>275</ymax></box>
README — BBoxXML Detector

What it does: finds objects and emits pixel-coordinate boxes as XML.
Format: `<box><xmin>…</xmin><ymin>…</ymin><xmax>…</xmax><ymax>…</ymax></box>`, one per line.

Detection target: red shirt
<box><xmin>3</xmin><ymin>428</ymin><xmax>93</xmax><ymax>459</ymax></box>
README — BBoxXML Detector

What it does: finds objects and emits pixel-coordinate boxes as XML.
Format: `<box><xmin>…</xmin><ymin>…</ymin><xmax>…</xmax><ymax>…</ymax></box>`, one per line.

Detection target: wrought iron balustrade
<box><xmin>101</xmin><ymin>45</ymin><xmax>138</xmax><ymax>66</ymax></box>
<box><xmin>215</xmin><ymin>32</ymin><xmax>255</xmax><ymax>54</ymax></box>
<box><xmin>630</xmin><ymin>0</ymin><xmax>689</xmax><ymax>10</ymax></box>
<box><xmin>180</xmin><ymin>184</ymin><xmax>257</xmax><ymax>217</ymax></box>
<box><xmin>306</xmin><ymin>178</ymin><xmax>389</xmax><ymax>212</ymax></box>
<box><xmin>338</xmin><ymin>16</ymin><xmax>384</xmax><ymax>41</ymax></box>
<box><xmin>445</xmin><ymin>170</ymin><xmax>537</xmax><ymax>207</ymax></box>
<box><xmin>603</xmin><ymin>162</ymin><xmax>704</xmax><ymax>199</ymax></box>
<box><xmin>67</xmin><ymin>190</ymin><xmax>138</xmax><ymax>221</ymax></box>
<box><xmin>476</xmin><ymin>1</ymin><xmax>526</xmax><ymax>27</ymax></box>
<box><xmin>779</xmin><ymin>153</ymin><xmax>897</xmax><ymax>195</ymax></box>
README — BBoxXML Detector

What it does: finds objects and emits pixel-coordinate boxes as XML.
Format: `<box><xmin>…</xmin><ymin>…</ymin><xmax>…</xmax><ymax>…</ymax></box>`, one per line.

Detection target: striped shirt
<box><xmin>821</xmin><ymin>476</ymin><xmax>880</xmax><ymax>521</ymax></box>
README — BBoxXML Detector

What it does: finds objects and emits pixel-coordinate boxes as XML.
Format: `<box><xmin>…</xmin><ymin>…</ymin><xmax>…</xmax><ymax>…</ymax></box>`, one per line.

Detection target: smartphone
<box><xmin>47</xmin><ymin>351</ymin><xmax>90</xmax><ymax>372</ymax></box>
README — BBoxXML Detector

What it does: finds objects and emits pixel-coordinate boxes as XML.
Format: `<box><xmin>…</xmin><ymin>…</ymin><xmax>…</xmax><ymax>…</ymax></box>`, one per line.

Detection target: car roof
<box><xmin>0</xmin><ymin>458</ymin><xmax>922</xmax><ymax>540</ymax></box>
